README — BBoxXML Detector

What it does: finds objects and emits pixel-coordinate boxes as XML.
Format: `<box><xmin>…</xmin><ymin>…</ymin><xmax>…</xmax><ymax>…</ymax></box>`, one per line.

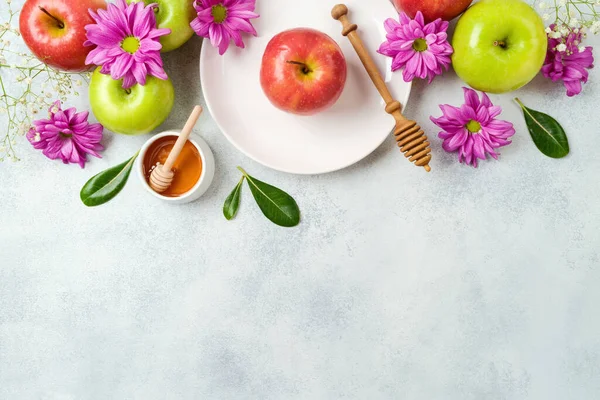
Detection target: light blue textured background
<box><xmin>1</xmin><ymin>0</ymin><xmax>599</xmax><ymax>399</ymax></box>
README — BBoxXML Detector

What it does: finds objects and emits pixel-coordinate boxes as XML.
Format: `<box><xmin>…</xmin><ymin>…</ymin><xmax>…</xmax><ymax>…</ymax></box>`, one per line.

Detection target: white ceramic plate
<box><xmin>200</xmin><ymin>0</ymin><xmax>410</xmax><ymax>175</ymax></box>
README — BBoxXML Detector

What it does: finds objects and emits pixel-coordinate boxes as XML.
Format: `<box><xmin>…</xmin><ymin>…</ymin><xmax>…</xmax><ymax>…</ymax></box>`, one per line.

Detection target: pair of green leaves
<box><xmin>515</xmin><ymin>98</ymin><xmax>569</xmax><ymax>159</ymax></box>
<box><xmin>80</xmin><ymin>152</ymin><xmax>138</xmax><ymax>207</ymax></box>
<box><xmin>224</xmin><ymin>167</ymin><xmax>301</xmax><ymax>227</ymax></box>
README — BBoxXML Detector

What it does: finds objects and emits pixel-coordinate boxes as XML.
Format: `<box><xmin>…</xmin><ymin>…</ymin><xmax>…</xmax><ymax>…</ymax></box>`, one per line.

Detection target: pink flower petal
<box><xmin>28</xmin><ymin>101</ymin><xmax>104</xmax><ymax>167</ymax></box>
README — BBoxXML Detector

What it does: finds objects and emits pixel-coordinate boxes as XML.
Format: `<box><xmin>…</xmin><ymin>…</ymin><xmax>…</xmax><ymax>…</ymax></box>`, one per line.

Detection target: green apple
<box><xmin>128</xmin><ymin>0</ymin><xmax>196</xmax><ymax>52</ymax></box>
<box><xmin>89</xmin><ymin>68</ymin><xmax>175</xmax><ymax>135</ymax></box>
<box><xmin>452</xmin><ymin>0</ymin><xmax>547</xmax><ymax>93</ymax></box>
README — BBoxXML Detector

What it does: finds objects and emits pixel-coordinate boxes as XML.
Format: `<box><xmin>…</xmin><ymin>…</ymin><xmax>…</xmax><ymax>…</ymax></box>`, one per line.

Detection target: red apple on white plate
<box><xmin>392</xmin><ymin>0</ymin><xmax>473</xmax><ymax>22</ymax></box>
<box><xmin>260</xmin><ymin>28</ymin><xmax>347</xmax><ymax>116</ymax></box>
<box><xmin>19</xmin><ymin>0</ymin><xmax>106</xmax><ymax>72</ymax></box>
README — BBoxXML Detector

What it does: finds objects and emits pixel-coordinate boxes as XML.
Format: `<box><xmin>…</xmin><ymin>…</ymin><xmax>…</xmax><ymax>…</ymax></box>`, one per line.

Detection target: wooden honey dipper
<box><xmin>332</xmin><ymin>4</ymin><xmax>432</xmax><ymax>172</ymax></box>
<box><xmin>149</xmin><ymin>105</ymin><xmax>203</xmax><ymax>193</ymax></box>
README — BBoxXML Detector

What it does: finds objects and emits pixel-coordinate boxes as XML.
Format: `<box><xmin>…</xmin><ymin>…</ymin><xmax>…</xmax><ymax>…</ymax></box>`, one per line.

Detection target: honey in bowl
<box><xmin>143</xmin><ymin>135</ymin><xmax>203</xmax><ymax>197</ymax></box>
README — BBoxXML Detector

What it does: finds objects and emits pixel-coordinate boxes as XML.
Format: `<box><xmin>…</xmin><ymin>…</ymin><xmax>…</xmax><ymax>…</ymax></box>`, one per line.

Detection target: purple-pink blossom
<box><xmin>191</xmin><ymin>0</ymin><xmax>259</xmax><ymax>55</ymax></box>
<box><xmin>378</xmin><ymin>11</ymin><xmax>453</xmax><ymax>83</ymax></box>
<box><xmin>84</xmin><ymin>0</ymin><xmax>171</xmax><ymax>89</ymax></box>
<box><xmin>430</xmin><ymin>88</ymin><xmax>515</xmax><ymax>168</ymax></box>
<box><xmin>542</xmin><ymin>24</ymin><xmax>594</xmax><ymax>97</ymax></box>
<box><xmin>27</xmin><ymin>101</ymin><xmax>104</xmax><ymax>168</ymax></box>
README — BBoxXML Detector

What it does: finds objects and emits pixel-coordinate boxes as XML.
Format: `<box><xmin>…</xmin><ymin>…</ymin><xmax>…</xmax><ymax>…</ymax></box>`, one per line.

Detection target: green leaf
<box><xmin>515</xmin><ymin>98</ymin><xmax>569</xmax><ymax>159</ymax></box>
<box><xmin>223</xmin><ymin>176</ymin><xmax>244</xmax><ymax>220</ymax></box>
<box><xmin>238</xmin><ymin>167</ymin><xmax>300</xmax><ymax>227</ymax></box>
<box><xmin>80</xmin><ymin>153</ymin><xmax>138</xmax><ymax>207</ymax></box>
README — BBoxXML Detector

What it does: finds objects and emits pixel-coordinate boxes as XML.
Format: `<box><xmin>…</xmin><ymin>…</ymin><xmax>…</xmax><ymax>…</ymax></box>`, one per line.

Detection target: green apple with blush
<box><xmin>128</xmin><ymin>0</ymin><xmax>196</xmax><ymax>52</ymax></box>
<box><xmin>89</xmin><ymin>68</ymin><xmax>175</xmax><ymax>135</ymax></box>
<box><xmin>451</xmin><ymin>0</ymin><xmax>548</xmax><ymax>93</ymax></box>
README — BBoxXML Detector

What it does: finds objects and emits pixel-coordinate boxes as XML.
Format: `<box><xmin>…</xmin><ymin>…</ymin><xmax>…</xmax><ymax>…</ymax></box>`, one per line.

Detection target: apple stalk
<box><xmin>286</xmin><ymin>60</ymin><xmax>312</xmax><ymax>75</ymax></box>
<box><xmin>38</xmin><ymin>6</ymin><xmax>65</xmax><ymax>29</ymax></box>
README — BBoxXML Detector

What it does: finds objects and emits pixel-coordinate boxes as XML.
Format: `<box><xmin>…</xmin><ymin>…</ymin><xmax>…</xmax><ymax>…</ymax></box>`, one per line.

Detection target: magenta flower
<box><xmin>378</xmin><ymin>11</ymin><xmax>453</xmax><ymax>83</ymax></box>
<box><xmin>430</xmin><ymin>88</ymin><xmax>515</xmax><ymax>168</ymax></box>
<box><xmin>84</xmin><ymin>0</ymin><xmax>171</xmax><ymax>89</ymax></box>
<box><xmin>542</xmin><ymin>24</ymin><xmax>594</xmax><ymax>97</ymax></box>
<box><xmin>27</xmin><ymin>101</ymin><xmax>104</xmax><ymax>168</ymax></box>
<box><xmin>191</xmin><ymin>0</ymin><xmax>259</xmax><ymax>55</ymax></box>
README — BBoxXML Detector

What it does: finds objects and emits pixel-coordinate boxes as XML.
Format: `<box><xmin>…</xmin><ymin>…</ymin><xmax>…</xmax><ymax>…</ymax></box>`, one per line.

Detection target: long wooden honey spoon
<box><xmin>332</xmin><ymin>4</ymin><xmax>432</xmax><ymax>172</ymax></box>
<box><xmin>149</xmin><ymin>105</ymin><xmax>203</xmax><ymax>193</ymax></box>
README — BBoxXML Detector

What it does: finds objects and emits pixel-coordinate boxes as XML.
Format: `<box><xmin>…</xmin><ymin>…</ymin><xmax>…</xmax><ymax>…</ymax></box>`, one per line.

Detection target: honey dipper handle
<box><xmin>163</xmin><ymin>105</ymin><xmax>203</xmax><ymax>171</ymax></box>
<box><xmin>332</xmin><ymin>4</ymin><xmax>402</xmax><ymax>117</ymax></box>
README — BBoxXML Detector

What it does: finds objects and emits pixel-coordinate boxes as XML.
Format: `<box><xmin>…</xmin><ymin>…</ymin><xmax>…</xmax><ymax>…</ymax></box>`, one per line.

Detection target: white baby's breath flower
<box><xmin>549</xmin><ymin>31</ymin><xmax>562</xmax><ymax>39</ymax></box>
<box><xmin>559</xmin><ymin>25</ymin><xmax>570</xmax><ymax>36</ymax></box>
<box><xmin>556</xmin><ymin>43</ymin><xmax>567</xmax><ymax>52</ymax></box>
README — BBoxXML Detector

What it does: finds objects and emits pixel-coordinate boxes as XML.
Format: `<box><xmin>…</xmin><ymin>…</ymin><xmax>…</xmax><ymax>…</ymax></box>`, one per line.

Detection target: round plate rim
<box><xmin>199</xmin><ymin>3</ymin><xmax>412</xmax><ymax>175</ymax></box>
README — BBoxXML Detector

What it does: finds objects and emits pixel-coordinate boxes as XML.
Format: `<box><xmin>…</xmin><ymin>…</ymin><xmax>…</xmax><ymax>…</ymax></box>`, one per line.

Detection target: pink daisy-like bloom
<box><xmin>84</xmin><ymin>0</ymin><xmax>171</xmax><ymax>89</ymax></box>
<box><xmin>430</xmin><ymin>88</ymin><xmax>515</xmax><ymax>168</ymax></box>
<box><xmin>542</xmin><ymin>24</ymin><xmax>594</xmax><ymax>97</ymax></box>
<box><xmin>191</xmin><ymin>0</ymin><xmax>259</xmax><ymax>55</ymax></box>
<box><xmin>378</xmin><ymin>11</ymin><xmax>453</xmax><ymax>83</ymax></box>
<box><xmin>27</xmin><ymin>101</ymin><xmax>104</xmax><ymax>168</ymax></box>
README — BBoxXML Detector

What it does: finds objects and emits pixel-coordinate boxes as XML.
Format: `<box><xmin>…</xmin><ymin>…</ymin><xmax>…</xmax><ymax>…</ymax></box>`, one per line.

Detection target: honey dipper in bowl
<box><xmin>332</xmin><ymin>4</ymin><xmax>432</xmax><ymax>172</ymax></box>
<box><xmin>149</xmin><ymin>105</ymin><xmax>203</xmax><ymax>193</ymax></box>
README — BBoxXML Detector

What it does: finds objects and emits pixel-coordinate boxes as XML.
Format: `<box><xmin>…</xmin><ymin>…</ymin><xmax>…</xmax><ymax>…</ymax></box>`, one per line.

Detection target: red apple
<box><xmin>260</xmin><ymin>28</ymin><xmax>347</xmax><ymax>116</ymax></box>
<box><xmin>393</xmin><ymin>0</ymin><xmax>473</xmax><ymax>22</ymax></box>
<box><xmin>19</xmin><ymin>0</ymin><xmax>107</xmax><ymax>72</ymax></box>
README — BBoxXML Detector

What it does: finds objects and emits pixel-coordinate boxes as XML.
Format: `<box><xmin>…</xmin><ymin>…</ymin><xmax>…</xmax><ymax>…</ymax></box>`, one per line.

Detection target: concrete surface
<box><xmin>1</xmin><ymin>1</ymin><xmax>600</xmax><ymax>398</ymax></box>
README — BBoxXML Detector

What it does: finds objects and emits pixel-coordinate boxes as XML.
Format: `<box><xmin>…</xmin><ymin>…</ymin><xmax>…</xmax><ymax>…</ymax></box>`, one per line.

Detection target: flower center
<box><xmin>466</xmin><ymin>120</ymin><xmax>482</xmax><ymax>133</ymax></box>
<box><xmin>59</xmin><ymin>132</ymin><xmax>72</xmax><ymax>138</ymax></box>
<box><xmin>412</xmin><ymin>38</ymin><xmax>428</xmax><ymax>52</ymax></box>
<box><xmin>211</xmin><ymin>4</ymin><xmax>228</xmax><ymax>23</ymax></box>
<box><xmin>121</xmin><ymin>36</ymin><xmax>140</xmax><ymax>54</ymax></box>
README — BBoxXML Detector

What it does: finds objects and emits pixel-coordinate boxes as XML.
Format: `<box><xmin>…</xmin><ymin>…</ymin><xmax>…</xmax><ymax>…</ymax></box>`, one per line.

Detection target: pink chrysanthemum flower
<box><xmin>542</xmin><ymin>24</ymin><xmax>594</xmax><ymax>97</ymax></box>
<box><xmin>378</xmin><ymin>11</ymin><xmax>453</xmax><ymax>83</ymax></box>
<box><xmin>430</xmin><ymin>88</ymin><xmax>515</xmax><ymax>168</ymax></box>
<box><xmin>27</xmin><ymin>101</ymin><xmax>104</xmax><ymax>168</ymax></box>
<box><xmin>84</xmin><ymin>0</ymin><xmax>171</xmax><ymax>89</ymax></box>
<box><xmin>191</xmin><ymin>0</ymin><xmax>259</xmax><ymax>55</ymax></box>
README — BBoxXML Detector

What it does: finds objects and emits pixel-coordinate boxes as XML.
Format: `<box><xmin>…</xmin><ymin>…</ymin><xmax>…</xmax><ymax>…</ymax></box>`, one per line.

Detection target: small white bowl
<box><xmin>137</xmin><ymin>130</ymin><xmax>215</xmax><ymax>204</ymax></box>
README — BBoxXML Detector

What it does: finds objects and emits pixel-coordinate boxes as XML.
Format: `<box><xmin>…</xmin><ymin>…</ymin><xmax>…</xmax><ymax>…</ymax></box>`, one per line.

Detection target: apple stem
<box><xmin>124</xmin><ymin>88</ymin><xmax>132</xmax><ymax>95</ymax></box>
<box><xmin>494</xmin><ymin>40</ymin><xmax>507</xmax><ymax>49</ymax></box>
<box><xmin>38</xmin><ymin>6</ymin><xmax>65</xmax><ymax>29</ymax></box>
<box><xmin>286</xmin><ymin>60</ymin><xmax>312</xmax><ymax>75</ymax></box>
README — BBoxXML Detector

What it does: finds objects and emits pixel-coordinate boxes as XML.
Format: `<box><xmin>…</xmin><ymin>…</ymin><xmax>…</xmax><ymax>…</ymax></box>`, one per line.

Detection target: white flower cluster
<box><xmin>536</xmin><ymin>0</ymin><xmax>600</xmax><ymax>33</ymax></box>
<box><xmin>0</xmin><ymin>0</ymin><xmax>89</xmax><ymax>162</ymax></box>
<box><xmin>545</xmin><ymin>25</ymin><xmax>588</xmax><ymax>54</ymax></box>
